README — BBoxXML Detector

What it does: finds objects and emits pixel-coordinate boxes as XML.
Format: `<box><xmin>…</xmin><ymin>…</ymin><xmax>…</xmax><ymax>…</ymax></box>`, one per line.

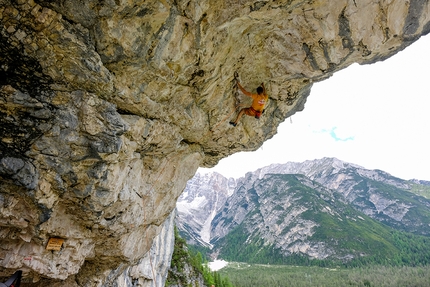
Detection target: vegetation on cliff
<box><xmin>166</xmin><ymin>227</ymin><xmax>234</xmax><ymax>287</ymax></box>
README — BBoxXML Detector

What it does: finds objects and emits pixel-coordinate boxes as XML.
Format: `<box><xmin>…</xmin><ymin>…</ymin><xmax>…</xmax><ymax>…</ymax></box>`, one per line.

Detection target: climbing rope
<box><xmin>208</xmin><ymin>103</ymin><xmax>244</xmax><ymax>134</ymax></box>
<box><xmin>233</xmin><ymin>71</ymin><xmax>240</xmax><ymax>107</ymax></box>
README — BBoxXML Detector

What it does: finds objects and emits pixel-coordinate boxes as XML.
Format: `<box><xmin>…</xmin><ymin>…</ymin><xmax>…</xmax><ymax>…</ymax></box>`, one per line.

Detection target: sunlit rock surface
<box><xmin>1</xmin><ymin>0</ymin><xmax>429</xmax><ymax>285</ymax></box>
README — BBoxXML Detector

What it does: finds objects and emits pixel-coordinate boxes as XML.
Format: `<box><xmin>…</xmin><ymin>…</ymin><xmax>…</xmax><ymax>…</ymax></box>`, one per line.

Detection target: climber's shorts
<box><xmin>244</xmin><ymin>107</ymin><xmax>263</xmax><ymax>119</ymax></box>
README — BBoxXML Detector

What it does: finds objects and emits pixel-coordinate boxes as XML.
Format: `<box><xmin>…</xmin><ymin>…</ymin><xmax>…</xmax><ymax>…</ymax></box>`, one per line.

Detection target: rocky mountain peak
<box><xmin>177</xmin><ymin>157</ymin><xmax>430</xmax><ymax>260</ymax></box>
<box><xmin>254</xmin><ymin>157</ymin><xmax>363</xmax><ymax>179</ymax></box>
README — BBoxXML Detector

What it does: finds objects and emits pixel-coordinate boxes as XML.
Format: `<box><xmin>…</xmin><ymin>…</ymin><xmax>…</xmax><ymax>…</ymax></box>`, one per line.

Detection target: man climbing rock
<box><xmin>229</xmin><ymin>78</ymin><xmax>268</xmax><ymax>127</ymax></box>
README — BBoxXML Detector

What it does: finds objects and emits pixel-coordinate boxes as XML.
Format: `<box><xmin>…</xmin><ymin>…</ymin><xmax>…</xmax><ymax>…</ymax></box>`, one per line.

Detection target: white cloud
<box><xmin>200</xmin><ymin>35</ymin><xmax>430</xmax><ymax>181</ymax></box>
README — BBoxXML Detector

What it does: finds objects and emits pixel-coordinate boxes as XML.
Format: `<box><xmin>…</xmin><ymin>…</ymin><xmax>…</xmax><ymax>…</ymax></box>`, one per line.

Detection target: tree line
<box><xmin>219</xmin><ymin>264</ymin><xmax>430</xmax><ymax>287</ymax></box>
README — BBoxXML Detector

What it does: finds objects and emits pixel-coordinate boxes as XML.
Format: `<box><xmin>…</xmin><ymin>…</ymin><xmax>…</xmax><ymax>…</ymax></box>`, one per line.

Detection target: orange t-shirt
<box><xmin>250</xmin><ymin>93</ymin><xmax>268</xmax><ymax>112</ymax></box>
<box><xmin>238</xmin><ymin>83</ymin><xmax>268</xmax><ymax>112</ymax></box>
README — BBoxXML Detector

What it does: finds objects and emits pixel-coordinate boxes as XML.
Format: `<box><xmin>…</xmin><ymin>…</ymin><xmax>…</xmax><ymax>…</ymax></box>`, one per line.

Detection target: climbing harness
<box><xmin>0</xmin><ymin>270</ymin><xmax>22</xmax><ymax>287</ymax></box>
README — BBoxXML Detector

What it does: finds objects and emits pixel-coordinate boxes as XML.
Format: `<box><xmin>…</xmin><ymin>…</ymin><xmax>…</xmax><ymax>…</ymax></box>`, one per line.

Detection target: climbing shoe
<box><xmin>229</xmin><ymin>121</ymin><xmax>237</xmax><ymax>127</ymax></box>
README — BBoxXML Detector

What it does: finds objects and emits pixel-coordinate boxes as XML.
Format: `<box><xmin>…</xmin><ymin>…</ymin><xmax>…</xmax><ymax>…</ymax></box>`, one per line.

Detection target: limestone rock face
<box><xmin>0</xmin><ymin>0</ymin><xmax>429</xmax><ymax>285</ymax></box>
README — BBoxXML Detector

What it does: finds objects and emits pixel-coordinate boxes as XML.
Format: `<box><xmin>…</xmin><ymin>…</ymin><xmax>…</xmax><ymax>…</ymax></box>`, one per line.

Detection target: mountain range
<box><xmin>176</xmin><ymin>158</ymin><xmax>430</xmax><ymax>264</ymax></box>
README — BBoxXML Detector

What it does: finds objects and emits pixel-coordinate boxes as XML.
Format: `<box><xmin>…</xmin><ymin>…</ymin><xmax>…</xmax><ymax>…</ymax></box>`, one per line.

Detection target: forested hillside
<box><xmin>213</xmin><ymin>174</ymin><xmax>430</xmax><ymax>267</ymax></box>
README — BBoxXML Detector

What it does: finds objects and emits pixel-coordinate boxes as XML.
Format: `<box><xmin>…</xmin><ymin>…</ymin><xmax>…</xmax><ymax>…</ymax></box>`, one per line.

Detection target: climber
<box><xmin>229</xmin><ymin>77</ymin><xmax>268</xmax><ymax>127</ymax></box>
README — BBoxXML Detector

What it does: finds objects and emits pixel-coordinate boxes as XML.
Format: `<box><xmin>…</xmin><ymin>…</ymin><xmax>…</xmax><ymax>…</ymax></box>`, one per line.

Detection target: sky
<box><xmin>199</xmin><ymin>34</ymin><xmax>430</xmax><ymax>181</ymax></box>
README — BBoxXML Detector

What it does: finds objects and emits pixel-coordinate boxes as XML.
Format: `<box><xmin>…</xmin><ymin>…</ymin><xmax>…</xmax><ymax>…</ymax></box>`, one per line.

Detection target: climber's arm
<box><xmin>237</xmin><ymin>82</ymin><xmax>253</xmax><ymax>97</ymax></box>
